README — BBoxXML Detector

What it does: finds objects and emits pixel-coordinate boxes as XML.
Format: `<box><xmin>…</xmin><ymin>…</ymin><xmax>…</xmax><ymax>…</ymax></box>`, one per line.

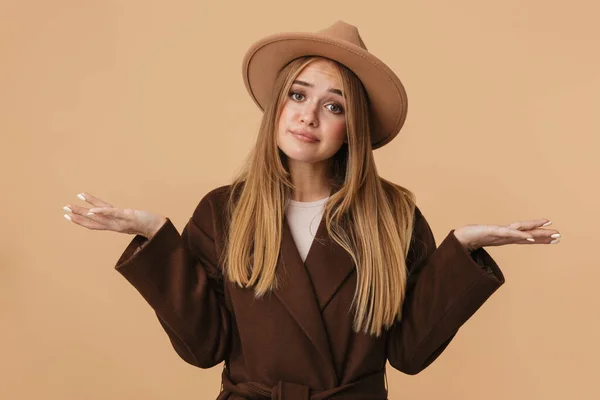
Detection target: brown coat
<box><xmin>115</xmin><ymin>184</ymin><xmax>505</xmax><ymax>399</ymax></box>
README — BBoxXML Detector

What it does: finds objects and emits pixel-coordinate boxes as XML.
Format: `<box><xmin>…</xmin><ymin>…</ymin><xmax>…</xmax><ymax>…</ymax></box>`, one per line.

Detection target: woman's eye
<box><xmin>327</xmin><ymin>104</ymin><xmax>344</xmax><ymax>114</ymax></box>
<box><xmin>290</xmin><ymin>92</ymin><xmax>304</xmax><ymax>101</ymax></box>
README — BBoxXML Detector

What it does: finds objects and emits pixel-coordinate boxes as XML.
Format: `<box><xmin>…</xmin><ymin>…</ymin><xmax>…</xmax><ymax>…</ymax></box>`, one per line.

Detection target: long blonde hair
<box><xmin>222</xmin><ymin>56</ymin><xmax>417</xmax><ymax>337</ymax></box>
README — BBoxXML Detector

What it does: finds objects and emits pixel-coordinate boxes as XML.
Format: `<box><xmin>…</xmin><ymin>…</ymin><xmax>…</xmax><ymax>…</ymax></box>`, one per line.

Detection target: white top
<box><xmin>284</xmin><ymin>195</ymin><xmax>330</xmax><ymax>262</ymax></box>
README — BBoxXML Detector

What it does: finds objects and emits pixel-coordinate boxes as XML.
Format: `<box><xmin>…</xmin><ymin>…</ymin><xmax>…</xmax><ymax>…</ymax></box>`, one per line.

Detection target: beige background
<box><xmin>1</xmin><ymin>0</ymin><xmax>598</xmax><ymax>399</ymax></box>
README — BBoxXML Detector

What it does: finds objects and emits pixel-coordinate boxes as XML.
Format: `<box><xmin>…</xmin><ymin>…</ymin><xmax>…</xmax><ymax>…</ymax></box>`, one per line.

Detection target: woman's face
<box><xmin>277</xmin><ymin>59</ymin><xmax>347</xmax><ymax>164</ymax></box>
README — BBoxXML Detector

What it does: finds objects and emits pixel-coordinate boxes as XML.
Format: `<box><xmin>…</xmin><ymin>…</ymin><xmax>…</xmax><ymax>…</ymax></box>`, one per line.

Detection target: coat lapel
<box><xmin>273</xmin><ymin>215</ymin><xmax>356</xmax><ymax>386</ymax></box>
<box><xmin>301</xmin><ymin>216</ymin><xmax>356</xmax><ymax>311</ymax></box>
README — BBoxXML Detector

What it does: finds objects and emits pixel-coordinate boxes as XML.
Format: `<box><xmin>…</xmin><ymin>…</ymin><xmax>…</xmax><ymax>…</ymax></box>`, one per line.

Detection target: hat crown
<box><xmin>317</xmin><ymin>20</ymin><xmax>367</xmax><ymax>50</ymax></box>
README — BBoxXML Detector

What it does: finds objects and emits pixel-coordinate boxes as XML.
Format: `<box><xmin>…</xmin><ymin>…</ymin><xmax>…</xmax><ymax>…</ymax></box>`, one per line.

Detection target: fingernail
<box><xmin>87</xmin><ymin>212</ymin><xmax>95</xmax><ymax>216</ymax></box>
<box><xmin>551</xmin><ymin>233</ymin><xmax>561</xmax><ymax>239</ymax></box>
<box><xmin>550</xmin><ymin>239</ymin><xmax>560</xmax><ymax>244</ymax></box>
<box><xmin>77</xmin><ymin>193</ymin><xmax>86</xmax><ymax>200</ymax></box>
<box><xmin>63</xmin><ymin>206</ymin><xmax>72</xmax><ymax>212</ymax></box>
<box><xmin>527</xmin><ymin>238</ymin><xmax>535</xmax><ymax>242</ymax></box>
<box><xmin>542</xmin><ymin>221</ymin><xmax>552</xmax><ymax>227</ymax></box>
<box><xmin>64</xmin><ymin>214</ymin><xmax>72</xmax><ymax>221</ymax></box>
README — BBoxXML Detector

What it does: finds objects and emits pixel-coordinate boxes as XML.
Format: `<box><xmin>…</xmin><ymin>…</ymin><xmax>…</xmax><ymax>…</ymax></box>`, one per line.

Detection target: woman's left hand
<box><xmin>453</xmin><ymin>219</ymin><xmax>561</xmax><ymax>252</ymax></box>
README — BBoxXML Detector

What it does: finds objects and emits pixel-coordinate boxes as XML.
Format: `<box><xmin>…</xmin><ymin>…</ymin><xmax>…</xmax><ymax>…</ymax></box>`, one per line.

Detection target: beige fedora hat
<box><xmin>241</xmin><ymin>20</ymin><xmax>408</xmax><ymax>149</ymax></box>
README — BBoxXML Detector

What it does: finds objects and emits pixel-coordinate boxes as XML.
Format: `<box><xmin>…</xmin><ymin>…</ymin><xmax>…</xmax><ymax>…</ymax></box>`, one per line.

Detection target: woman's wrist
<box><xmin>453</xmin><ymin>227</ymin><xmax>480</xmax><ymax>253</ymax></box>
<box><xmin>143</xmin><ymin>216</ymin><xmax>168</xmax><ymax>239</ymax></box>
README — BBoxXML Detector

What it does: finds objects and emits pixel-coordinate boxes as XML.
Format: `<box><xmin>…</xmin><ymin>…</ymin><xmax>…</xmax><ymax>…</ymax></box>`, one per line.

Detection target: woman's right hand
<box><xmin>63</xmin><ymin>192</ymin><xmax>167</xmax><ymax>239</ymax></box>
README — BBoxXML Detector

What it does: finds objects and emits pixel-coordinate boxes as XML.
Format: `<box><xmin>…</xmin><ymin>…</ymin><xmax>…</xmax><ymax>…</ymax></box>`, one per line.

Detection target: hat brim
<box><xmin>242</xmin><ymin>32</ymin><xmax>408</xmax><ymax>149</ymax></box>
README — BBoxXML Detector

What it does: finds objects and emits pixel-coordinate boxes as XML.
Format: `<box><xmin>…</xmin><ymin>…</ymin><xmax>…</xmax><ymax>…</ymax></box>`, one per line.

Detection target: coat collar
<box><xmin>273</xmin><ymin>214</ymin><xmax>356</xmax><ymax>385</ymax></box>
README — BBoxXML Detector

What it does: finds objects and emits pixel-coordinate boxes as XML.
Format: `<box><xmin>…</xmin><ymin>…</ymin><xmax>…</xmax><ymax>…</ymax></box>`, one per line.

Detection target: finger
<box><xmin>86</xmin><ymin>207</ymin><xmax>122</xmax><ymax>217</ymax></box>
<box><xmin>498</xmin><ymin>225</ymin><xmax>536</xmax><ymax>241</ymax></box>
<box><xmin>64</xmin><ymin>211</ymin><xmax>111</xmax><ymax>231</ymax></box>
<box><xmin>63</xmin><ymin>203</ymin><xmax>94</xmax><ymax>217</ymax></box>
<box><xmin>506</xmin><ymin>219</ymin><xmax>551</xmax><ymax>231</ymax></box>
<box><xmin>76</xmin><ymin>192</ymin><xmax>113</xmax><ymax>208</ymax></box>
<box><xmin>514</xmin><ymin>236</ymin><xmax>560</xmax><ymax>245</ymax></box>
<box><xmin>523</xmin><ymin>227</ymin><xmax>561</xmax><ymax>239</ymax></box>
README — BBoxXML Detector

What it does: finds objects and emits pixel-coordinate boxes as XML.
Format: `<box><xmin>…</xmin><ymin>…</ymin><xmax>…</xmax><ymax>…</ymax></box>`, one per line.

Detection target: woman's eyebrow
<box><xmin>292</xmin><ymin>79</ymin><xmax>344</xmax><ymax>98</ymax></box>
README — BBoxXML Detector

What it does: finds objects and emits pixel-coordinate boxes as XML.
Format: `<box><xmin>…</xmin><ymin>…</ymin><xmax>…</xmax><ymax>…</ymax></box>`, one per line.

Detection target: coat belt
<box><xmin>220</xmin><ymin>368</ymin><xmax>387</xmax><ymax>400</ymax></box>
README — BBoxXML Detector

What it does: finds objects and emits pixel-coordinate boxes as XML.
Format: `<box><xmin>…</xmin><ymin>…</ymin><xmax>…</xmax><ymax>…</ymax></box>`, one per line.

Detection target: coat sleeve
<box><xmin>114</xmin><ymin>193</ymin><xmax>231</xmax><ymax>369</ymax></box>
<box><xmin>386</xmin><ymin>205</ymin><xmax>505</xmax><ymax>375</ymax></box>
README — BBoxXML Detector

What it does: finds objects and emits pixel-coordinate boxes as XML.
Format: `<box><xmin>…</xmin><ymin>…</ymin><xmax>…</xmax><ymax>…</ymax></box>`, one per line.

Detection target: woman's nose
<box><xmin>300</xmin><ymin>105</ymin><xmax>319</xmax><ymax>127</ymax></box>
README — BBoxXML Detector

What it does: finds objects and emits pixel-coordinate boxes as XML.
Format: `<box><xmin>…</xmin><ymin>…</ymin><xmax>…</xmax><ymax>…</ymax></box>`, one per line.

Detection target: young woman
<box><xmin>63</xmin><ymin>21</ymin><xmax>561</xmax><ymax>399</ymax></box>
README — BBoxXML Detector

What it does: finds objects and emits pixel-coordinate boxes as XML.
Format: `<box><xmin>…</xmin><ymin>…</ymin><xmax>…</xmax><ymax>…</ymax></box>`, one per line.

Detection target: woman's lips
<box><xmin>290</xmin><ymin>130</ymin><xmax>319</xmax><ymax>143</ymax></box>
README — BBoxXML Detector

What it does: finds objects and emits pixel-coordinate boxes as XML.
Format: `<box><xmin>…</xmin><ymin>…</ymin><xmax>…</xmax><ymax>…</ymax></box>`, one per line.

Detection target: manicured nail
<box><xmin>77</xmin><ymin>193</ymin><xmax>86</xmax><ymax>200</ymax></box>
<box><xmin>63</xmin><ymin>206</ymin><xmax>72</xmax><ymax>212</ymax></box>
<box><xmin>64</xmin><ymin>214</ymin><xmax>72</xmax><ymax>221</ymax></box>
<box><xmin>551</xmin><ymin>233</ymin><xmax>561</xmax><ymax>238</ymax></box>
<box><xmin>527</xmin><ymin>238</ymin><xmax>535</xmax><ymax>242</ymax></box>
<box><xmin>550</xmin><ymin>239</ymin><xmax>560</xmax><ymax>244</ymax></box>
<box><xmin>542</xmin><ymin>221</ymin><xmax>552</xmax><ymax>227</ymax></box>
